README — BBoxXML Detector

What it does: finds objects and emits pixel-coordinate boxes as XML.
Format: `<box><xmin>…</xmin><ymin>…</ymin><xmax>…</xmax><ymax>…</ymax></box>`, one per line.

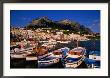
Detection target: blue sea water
<box><xmin>79</xmin><ymin>40</ymin><xmax>100</xmax><ymax>51</ymax></box>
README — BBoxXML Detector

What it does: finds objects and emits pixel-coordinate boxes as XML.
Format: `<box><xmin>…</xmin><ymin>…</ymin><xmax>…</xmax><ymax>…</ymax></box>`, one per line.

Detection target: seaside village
<box><xmin>10</xmin><ymin>27</ymin><xmax>100</xmax><ymax>68</ymax></box>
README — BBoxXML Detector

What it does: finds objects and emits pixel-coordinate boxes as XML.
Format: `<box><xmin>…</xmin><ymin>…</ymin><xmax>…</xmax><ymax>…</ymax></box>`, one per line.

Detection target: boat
<box><xmin>38</xmin><ymin>55</ymin><xmax>59</xmax><ymax>68</ymax></box>
<box><xmin>89</xmin><ymin>51</ymin><xmax>100</xmax><ymax>61</ymax></box>
<box><xmin>60</xmin><ymin>47</ymin><xmax>70</xmax><ymax>56</ymax></box>
<box><xmin>85</xmin><ymin>51</ymin><xmax>100</xmax><ymax>68</ymax></box>
<box><xmin>37</xmin><ymin>47</ymin><xmax>69</xmax><ymax>68</ymax></box>
<box><xmin>10</xmin><ymin>51</ymin><xmax>28</xmax><ymax>59</ymax></box>
<box><xmin>65</xmin><ymin>47</ymin><xmax>86</xmax><ymax>68</ymax></box>
<box><xmin>10</xmin><ymin>46</ymin><xmax>35</xmax><ymax>58</ymax></box>
<box><xmin>33</xmin><ymin>47</ymin><xmax>50</xmax><ymax>59</ymax></box>
<box><xmin>51</xmin><ymin>47</ymin><xmax>70</xmax><ymax>58</ymax></box>
<box><xmin>51</xmin><ymin>49</ymin><xmax>63</xmax><ymax>58</ymax></box>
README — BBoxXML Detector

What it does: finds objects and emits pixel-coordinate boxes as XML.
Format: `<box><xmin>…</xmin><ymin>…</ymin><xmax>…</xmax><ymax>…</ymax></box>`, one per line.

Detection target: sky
<box><xmin>10</xmin><ymin>10</ymin><xmax>100</xmax><ymax>33</ymax></box>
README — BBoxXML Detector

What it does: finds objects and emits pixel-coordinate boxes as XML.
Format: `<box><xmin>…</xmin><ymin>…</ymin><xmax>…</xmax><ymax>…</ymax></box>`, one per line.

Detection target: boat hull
<box><xmin>38</xmin><ymin>58</ymin><xmax>59</xmax><ymax>68</ymax></box>
<box><xmin>65</xmin><ymin>56</ymin><xmax>85</xmax><ymax>68</ymax></box>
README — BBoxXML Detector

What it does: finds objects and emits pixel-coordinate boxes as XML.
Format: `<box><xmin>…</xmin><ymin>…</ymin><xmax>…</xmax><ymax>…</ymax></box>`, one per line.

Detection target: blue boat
<box><xmin>85</xmin><ymin>51</ymin><xmax>100</xmax><ymax>68</ymax></box>
<box><xmin>65</xmin><ymin>47</ymin><xmax>86</xmax><ymax>68</ymax></box>
<box><xmin>38</xmin><ymin>55</ymin><xmax>59</xmax><ymax>67</ymax></box>
<box><xmin>51</xmin><ymin>47</ymin><xmax>70</xmax><ymax>58</ymax></box>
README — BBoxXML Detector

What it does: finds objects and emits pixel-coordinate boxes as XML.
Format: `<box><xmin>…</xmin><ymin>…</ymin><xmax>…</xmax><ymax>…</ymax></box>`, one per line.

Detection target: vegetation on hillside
<box><xmin>25</xmin><ymin>17</ymin><xmax>93</xmax><ymax>35</ymax></box>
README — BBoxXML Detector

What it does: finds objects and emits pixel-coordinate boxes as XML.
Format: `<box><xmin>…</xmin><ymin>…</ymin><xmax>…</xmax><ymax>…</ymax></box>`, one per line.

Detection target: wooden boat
<box><xmin>32</xmin><ymin>47</ymin><xmax>50</xmax><ymax>59</ymax></box>
<box><xmin>52</xmin><ymin>50</ymin><xmax>63</xmax><ymax>58</ymax></box>
<box><xmin>51</xmin><ymin>47</ymin><xmax>70</xmax><ymax>58</ymax></box>
<box><xmin>65</xmin><ymin>47</ymin><xmax>86</xmax><ymax>68</ymax></box>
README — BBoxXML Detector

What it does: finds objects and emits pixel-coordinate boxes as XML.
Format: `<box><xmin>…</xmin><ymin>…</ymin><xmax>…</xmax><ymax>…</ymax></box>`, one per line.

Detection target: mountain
<box><xmin>28</xmin><ymin>16</ymin><xmax>52</xmax><ymax>27</ymax></box>
<box><xmin>58</xmin><ymin>19</ymin><xmax>73</xmax><ymax>25</ymax></box>
<box><xmin>25</xmin><ymin>17</ymin><xmax>93</xmax><ymax>34</ymax></box>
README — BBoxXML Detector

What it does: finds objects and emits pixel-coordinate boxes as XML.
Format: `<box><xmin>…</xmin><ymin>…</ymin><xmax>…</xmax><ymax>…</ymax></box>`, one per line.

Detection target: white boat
<box><xmin>65</xmin><ymin>47</ymin><xmax>86</xmax><ymax>68</ymax></box>
<box><xmin>38</xmin><ymin>55</ymin><xmax>59</xmax><ymax>67</ymax></box>
<box><xmin>10</xmin><ymin>52</ymin><xmax>28</xmax><ymax>59</ymax></box>
<box><xmin>10</xmin><ymin>47</ymin><xmax>34</xmax><ymax>59</ymax></box>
